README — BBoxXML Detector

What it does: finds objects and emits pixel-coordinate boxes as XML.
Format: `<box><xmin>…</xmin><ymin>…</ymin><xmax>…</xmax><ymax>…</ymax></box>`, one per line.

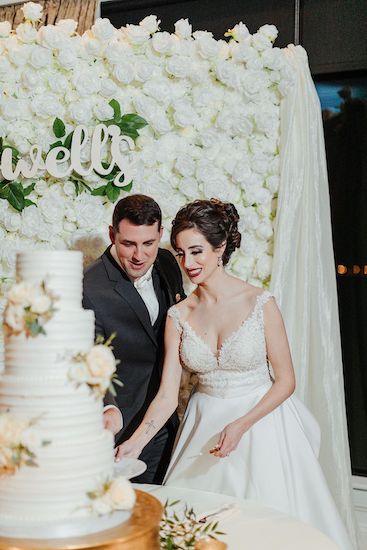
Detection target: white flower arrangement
<box><xmin>0</xmin><ymin>410</ymin><xmax>50</xmax><ymax>476</ymax></box>
<box><xmin>0</xmin><ymin>3</ymin><xmax>295</xmax><ymax>289</ymax></box>
<box><xmin>68</xmin><ymin>334</ymin><xmax>122</xmax><ymax>399</ymax></box>
<box><xmin>86</xmin><ymin>476</ymin><xmax>136</xmax><ymax>515</ymax></box>
<box><xmin>3</xmin><ymin>279</ymin><xmax>58</xmax><ymax>337</ymax></box>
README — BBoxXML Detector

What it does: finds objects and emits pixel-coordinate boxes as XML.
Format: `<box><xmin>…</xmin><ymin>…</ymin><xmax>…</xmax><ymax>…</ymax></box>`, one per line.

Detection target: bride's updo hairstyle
<box><xmin>171</xmin><ymin>199</ymin><xmax>241</xmax><ymax>265</ymax></box>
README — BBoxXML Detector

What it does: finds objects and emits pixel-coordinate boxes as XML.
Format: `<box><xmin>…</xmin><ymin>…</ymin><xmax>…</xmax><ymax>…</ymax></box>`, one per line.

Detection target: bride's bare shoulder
<box><xmin>172</xmin><ymin>294</ymin><xmax>198</xmax><ymax>318</ymax></box>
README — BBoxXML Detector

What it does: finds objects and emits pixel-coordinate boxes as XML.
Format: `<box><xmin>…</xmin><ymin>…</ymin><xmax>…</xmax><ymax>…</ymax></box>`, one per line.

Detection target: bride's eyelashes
<box><xmin>175</xmin><ymin>250</ymin><xmax>203</xmax><ymax>258</ymax></box>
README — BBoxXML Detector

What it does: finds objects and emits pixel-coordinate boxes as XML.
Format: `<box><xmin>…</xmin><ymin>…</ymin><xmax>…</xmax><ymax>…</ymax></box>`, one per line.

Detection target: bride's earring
<box><xmin>217</xmin><ymin>256</ymin><xmax>223</xmax><ymax>267</ymax></box>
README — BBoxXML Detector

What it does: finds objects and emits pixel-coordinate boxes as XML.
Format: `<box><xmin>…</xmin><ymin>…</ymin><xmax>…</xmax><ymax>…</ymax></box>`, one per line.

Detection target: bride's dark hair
<box><xmin>171</xmin><ymin>199</ymin><xmax>241</xmax><ymax>265</ymax></box>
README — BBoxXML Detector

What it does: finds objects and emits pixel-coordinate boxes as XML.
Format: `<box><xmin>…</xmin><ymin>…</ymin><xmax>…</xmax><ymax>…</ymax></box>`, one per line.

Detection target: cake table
<box><xmin>0</xmin><ymin>490</ymin><xmax>162</xmax><ymax>550</ymax></box>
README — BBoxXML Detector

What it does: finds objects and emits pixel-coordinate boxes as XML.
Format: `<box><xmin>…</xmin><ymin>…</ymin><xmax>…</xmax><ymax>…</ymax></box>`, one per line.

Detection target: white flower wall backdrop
<box><xmin>0</xmin><ymin>4</ymin><xmax>294</xmax><ymax>288</ymax></box>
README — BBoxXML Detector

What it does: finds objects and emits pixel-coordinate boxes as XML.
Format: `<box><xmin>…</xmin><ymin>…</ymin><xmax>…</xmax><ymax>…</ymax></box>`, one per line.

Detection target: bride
<box><xmin>116</xmin><ymin>198</ymin><xmax>352</xmax><ymax>549</ymax></box>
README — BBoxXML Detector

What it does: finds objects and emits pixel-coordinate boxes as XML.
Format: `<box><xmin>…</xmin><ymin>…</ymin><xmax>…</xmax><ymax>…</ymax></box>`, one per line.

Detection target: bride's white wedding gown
<box><xmin>164</xmin><ymin>291</ymin><xmax>352</xmax><ymax>550</ymax></box>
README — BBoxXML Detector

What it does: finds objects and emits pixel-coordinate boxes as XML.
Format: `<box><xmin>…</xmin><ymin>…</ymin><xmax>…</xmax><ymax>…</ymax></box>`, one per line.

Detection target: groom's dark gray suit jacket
<box><xmin>82</xmin><ymin>246</ymin><xmax>185</xmax><ymax>481</ymax></box>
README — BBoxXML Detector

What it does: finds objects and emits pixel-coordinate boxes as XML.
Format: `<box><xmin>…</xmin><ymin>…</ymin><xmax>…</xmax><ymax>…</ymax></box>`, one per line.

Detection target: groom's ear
<box><xmin>109</xmin><ymin>225</ymin><xmax>115</xmax><ymax>244</ymax></box>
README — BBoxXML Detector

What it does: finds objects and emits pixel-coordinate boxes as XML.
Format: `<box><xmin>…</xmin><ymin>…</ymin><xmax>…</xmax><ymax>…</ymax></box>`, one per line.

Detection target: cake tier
<box><xmin>4</xmin><ymin>309</ymin><xmax>94</xmax><ymax>375</ymax></box>
<box><xmin>0</xmin><ymin>377</ymin><xmax>115</xmax><ymax>520</ymax></box>
<box><xmin>16</xmin><ymin>250</ymin><xmax>84</xmax><ymax>309</ymax></box>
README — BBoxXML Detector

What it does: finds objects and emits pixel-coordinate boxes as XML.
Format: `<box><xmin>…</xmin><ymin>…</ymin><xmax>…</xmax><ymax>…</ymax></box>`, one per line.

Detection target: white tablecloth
<box><xmin>137</xmin><ymin>484</ymin><xmax>338</xmax><ymax>549</ymax></box>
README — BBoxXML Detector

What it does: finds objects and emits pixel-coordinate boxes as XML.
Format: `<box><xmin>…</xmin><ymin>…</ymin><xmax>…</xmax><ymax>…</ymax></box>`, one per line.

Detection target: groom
<box><xmin>83</xmin><ymin>194</ymin><xmax>185</xmax><ymax>483</ymax></box>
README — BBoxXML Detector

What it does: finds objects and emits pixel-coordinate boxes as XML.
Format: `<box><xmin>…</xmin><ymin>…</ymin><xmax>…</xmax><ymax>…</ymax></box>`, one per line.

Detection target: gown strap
<box><xmin>167</xmin><ymin>306</ymin><xmax>183</xmax><ymax>334</ymax></box>
<box><xmin>255</xmin><ymin>290</ymin><xmax>275</xmax><ymax>313</ymax></box>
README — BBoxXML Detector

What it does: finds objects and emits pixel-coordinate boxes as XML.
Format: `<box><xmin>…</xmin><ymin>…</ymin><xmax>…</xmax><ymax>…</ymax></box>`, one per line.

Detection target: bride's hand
<box><xmin>115</xmin><ymin>439</ymin><xmax>143</xmax><ymax>462</ymax></box>
<box><xmin>210</xmin><ymin>418</ymin><xmax>249</xmax><ymax>458</ymax></box>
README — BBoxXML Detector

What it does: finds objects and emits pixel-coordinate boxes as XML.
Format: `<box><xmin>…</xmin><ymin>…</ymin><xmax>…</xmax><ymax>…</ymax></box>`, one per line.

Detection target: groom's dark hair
<box><xmin>112</xmin><ymin>194</ymin><xmax>162</xmax><ymax>233</ymax></box>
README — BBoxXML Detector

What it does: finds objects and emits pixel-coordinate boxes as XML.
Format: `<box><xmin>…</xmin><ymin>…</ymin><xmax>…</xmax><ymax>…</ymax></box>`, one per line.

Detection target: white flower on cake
<box><xmin>87</xmin><ymin>476</ymin><xmax>136</xmax><ymax>515</ymax></box>
<box><xmin>0</xmin><ymin>410</ymin><xmax>49</xmax><ymax>476</ymax></box>
<box><xmin>69</xmin><ymin>334</ymin><xmax>122</xmax><ymax>399</ymax></box>
<box><xmin>4</xmin><ymin>280</ymin><xmax>58</xmax><ymax>337</ymax></box>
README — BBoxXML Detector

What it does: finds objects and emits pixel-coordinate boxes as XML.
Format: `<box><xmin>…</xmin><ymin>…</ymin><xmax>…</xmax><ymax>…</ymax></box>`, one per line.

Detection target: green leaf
<box><xmin>109</xmin><ymin>99</ymin><xmax>121</xmax><ymax>122</ymax></box>
<box><xmin>120</xmin><ymin>181</ymin><xmax>133</xmax><ymax>193</ymax></box>
<box><xmin>105</xmin><ymin>181</ymin><xmax>120</xmax><ymax>202</ymax></box>
<box><xmin>117</xmin><ymin>124</ymin><xmax>139</xmax><ymax>141</ymax></box>
<box><xmin>49</xmin><ymin>140</ymin><xmax>63</xmax><ymax>151</ymax></box>
<box><xmin>7</xmin><ymin>182</ymin><xmax>25</xmax><ymax>212</ymax></box>
<box><xmin>53</xmin><ymin>118</ymin><xmax>66</xmax><ymax>138</ymax></box>
<box><xmin>24</xmin><ymin>199</ymin><xmax>36</xmax><ymax>208</ymax></box>
<box><xmin>120</xmin><ymin>114</ymin><xmax>148</xmax><ymax>130</ymax></box>
<box><xmin>0</xmin><ymin>186</ymin><xmax>9</xmax><ymax>199</ymax></box>
<box><xmin>64</xmin><ymin>131</ymin><xmax>74</xmax><ymax>150</ymax></box>
<box><xmin>91</xmin><ymin>185</ymin><xmax>107</xmax><ymax>196</ymax></box>
<box><xmin>23</xmin><ymin>182</ymin><xmax>36</xmax><ymax>196</ymax></box>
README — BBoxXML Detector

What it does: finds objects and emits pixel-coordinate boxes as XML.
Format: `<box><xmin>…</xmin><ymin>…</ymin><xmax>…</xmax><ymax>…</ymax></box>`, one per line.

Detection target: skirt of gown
<box><xmin>164</xmin><ymin>381</ymin><xmax>352</xmax><ymax>550</ymax></box>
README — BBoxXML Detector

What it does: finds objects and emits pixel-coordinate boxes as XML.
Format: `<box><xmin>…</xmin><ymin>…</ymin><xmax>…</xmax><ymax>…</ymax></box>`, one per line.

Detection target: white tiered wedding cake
<box><xmin>0</xmin><ymin>251</ymin><xmax>134</xmax><ymax>539</ymax></box>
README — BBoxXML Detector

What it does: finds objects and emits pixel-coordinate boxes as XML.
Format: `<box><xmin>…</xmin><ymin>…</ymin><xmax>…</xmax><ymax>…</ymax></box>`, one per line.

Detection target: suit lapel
<box><xmin>154</xmin><ymin>255</ymin><xmax>175</xmax><ymax>307</ymax></box>
<box><xmin>102</xmin><ymin>252</ymin><xmax>157</xmax><ymax>347</ymax></box>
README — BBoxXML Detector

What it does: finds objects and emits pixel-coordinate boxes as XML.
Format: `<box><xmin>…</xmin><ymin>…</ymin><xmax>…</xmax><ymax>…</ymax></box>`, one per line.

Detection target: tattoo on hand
<box><xmin>144</xmin><ymin>419</ymin><xmax>156</xmax><ymax>434</ymax></box>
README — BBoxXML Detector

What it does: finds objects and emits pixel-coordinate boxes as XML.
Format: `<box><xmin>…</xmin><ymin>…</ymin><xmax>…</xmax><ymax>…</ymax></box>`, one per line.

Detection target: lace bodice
<box><xmin>168</xmin><ymin>291</ymin><xmax>274</xmax><ymax>397</ymax></box>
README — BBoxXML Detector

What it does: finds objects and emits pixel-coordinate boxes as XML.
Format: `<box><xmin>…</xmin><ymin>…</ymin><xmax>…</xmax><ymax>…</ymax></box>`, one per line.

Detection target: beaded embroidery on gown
<box><xmin>164</xmin><ymin>291</ymin><xmax>352</xmax><ymax>549</ymax></box>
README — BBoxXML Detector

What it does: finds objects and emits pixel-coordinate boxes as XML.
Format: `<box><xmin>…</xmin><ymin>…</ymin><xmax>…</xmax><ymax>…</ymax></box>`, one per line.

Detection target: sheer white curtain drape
<box><xmin>270</xmin><ymin>45</ymin><xmax>359</xmax><ymax>548</ymax></box>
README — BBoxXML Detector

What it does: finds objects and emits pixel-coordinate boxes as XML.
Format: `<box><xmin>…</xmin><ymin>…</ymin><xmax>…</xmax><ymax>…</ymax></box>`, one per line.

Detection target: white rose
<box><xmin>21</xmin><ymin>2</ymin><xmax>43</xmax><ymax>22</ymax></box>
<box><xmin>21</xmin><ymin>426</ymin><xmax>42</xmax><ymax>452</ymax></box>
<box><xmin>74</xmin><ymin>194</ymin><xmax>105</xmax><ymax>229</ymax></box>
<box><xmin>266</xmin><ymin>175</ymin><xmax>279</xmax><ymax>193</ymax></box>
<box><xmin>30</xmin><ymin>292</ymin><xmax>51</xmax><ymax>314</ymax></box>
<box><xmin>232</xmin><ymin>160</ymin><xmax>252</xmax><ymax>183</ymax></box>
<box><xmin>113</xmin><ymin>62</ymin><xmax>134</xmax><ymax>84</ymax></box>
<box><xmin>173</xmin><ymin>99</ymin><xmax>197</xmax><ymax>128</ymax></box>
<box><xmin>4</xmin><ymin>304</ymin><xmax>25</xmax><ymax>333</ymax></box>
<box><xmin>86</xmin><ymin>344</ymin><xmax>116</xmax><ymax>379</ymax></box>
<box><xmin>134</xmin><ymin>59</ymin><xmax>154</xmax><ymax>82</ymax></box>
<box><xmin>108</xmin><ymin>477</ymin><xmax>136</xmax><ymax>510</ymax></box>
<box><xmin>2</xmin><ymin>97</ymin><xmax>21</xmax><ymax>120</ymax></box>
<box><xmin>38</xmin><ymin>25</ymin><xmax>64</xmax><ymax>50</ymax></box>
<box><xmin>48</xmin><ymin>73</ymin><xmax>69</xmax><ymax>94</ymax></box>
<box><xmin>166</xmin><ymin>56</ymin><xmax>190</xmax><ymax>78</ymax></box>
<box><xmin>4</xmin><ymin>212</ymin><xmax>22</xmax><ymax>233</ymax></box>
<box><xmin>94</xmin><ymin>101</ymin><xmax>114</xmax><ymax>121</ymax></box>
<box><xmin>175</xmin><ymin>155</ymin><xmax>196</xmax><ymax>177</ymax></box>
<box><xmin>124</xmin><ymin>25</ymin><xmax>150</xmax><ymax>45</ymax></box>
<box><xmin>256</xmin><ymin>253</ymin><xmax>272</xmax><ymax>279</ymax></box>
<box><xmin>58</xmin><ymin>47</ymin><xmax>77</xmax><ymax>69</ymax></box>
<box><xmin>34</xmin><ymin>180</ymin><xmax>48</xmax><ymax>196</ymax></box>
<box><xmin>196</xmin><ymin>159</ymin><xmax>217</xmax><ymax>183</ymax></box>
<box><xmin>251</xmin><ymin>154</ymin><xmax>270</xmax><ymax>175</ymax></box>
<box><xmin>21</xmin><ymin>69</ymin><xmax>41</xmax><ymax>90</ymax></box>
<box><xmin>69</xmin><ymin>100</ymin><xmax>93</xmax><ymax>124</ymax></box>
<box><xmin>84</xmin><ymin>37</ymin><xmax>104</xmax><ymax>57</ymax></box>
<box><xmin>69</xmin><ymin>362</ymin><xmax>89</xmax><ymax>384</ymax></box>
<box><xmin>56</xmin><ymin>19</ymin><xmax>78</xmax><ymax>35</ymax></box>
<box><xmin>21</xmin><ymin>205</ymin><xmax>42</xmax><ymax>238</ymax></box>
<box><xmin>140</xmin><ymin>15</ymin><xmax>160</xmax><ymax>34</ymax></box>
<box><xmin>256</xmin><ymin>221</ymin><xmax>273</xmax><ymax>241</ymax></box>
<box><xmin>226</xmin><ymin>22</ymin><xmax>250</xmax><ymax>42</ymax></box>
<box><xmin>16</xmin><ymin>22</ymin><xmax>38</xmax><ymax>43</ymax></box>
<box><xmin>31</xmin><ymin>93</ymin><xmax>63</xmax><ymax>118</ymax></box>
<box><xmin>241</xmin><ymin>207</ymin><xmax>260</xmax><ymax>231</ymax></box>
<box><xmin>180</xmin><ymin>177</ymin><xmax>200</xmax><ymax>198</ymax></box>
<box><xmin>91</xmin><ymin>495</ymin><xmax>112</xmax><ymax>516</ymax></box>
<box><xmin>151</xmin><ymin>32</ymin><xmax>173</xmax><ymax>54</ymax></box>
<box><xmin>29</xmin><ymin>45</ymin><xmax>53</xmax><ymax>69</ymax></box>
<box><xmin>100</xmin><ymin>79</ymin><xmax>117</xmax><ymax>99</ymax></box>
<box><xmin>0</xmin><ymin>22</ymin><xmax>11</xmax><ymax>37</ymax></box>
<box><xmin>73</xmin><ymin>69</ymin><xmax>101</xmax><ymax>95</ymax></box>
<box><xmin>149</xmin><ymin>110</ymin><xmax>171</xmax><ymax>134</ymax></box>
<box><xmin>252</xmin><ymin>32</ymin><xmax>272</xmax><ymax>51</ymax></box>
<box><xmin>258</xmin><ymin>24</ymin><xmax>278</xmax><ymax>42</ymax></box>
<box><xmin>92</xmin><ymin>18</ymin><xmax>115</xmax><ymax>42</ymax></box>
<box><xmin>174</xmin><ymin>19</ymin><xmax>192</xmax><ymax>39</ymax></box>
<box><xmin>193</xmin><ymin>31</ymin><xmax>219</xmax><ymax>58</ymax></box>
<box><xmin>142</xmin><ymin>80</ymin><xmax>171</xmax><ymax>104</ymax></box>
<box><xmin>38</xmin><ymin>191</ymin><xmax>65</xmax><ymax>224</ymax></box>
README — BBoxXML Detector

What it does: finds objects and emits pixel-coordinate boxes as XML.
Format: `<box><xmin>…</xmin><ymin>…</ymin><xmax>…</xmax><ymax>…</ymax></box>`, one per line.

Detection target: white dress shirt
<box><xmin>133</xmin><ymin>265</ymin><xmax>159</xmax><ymax>325</ymax></box>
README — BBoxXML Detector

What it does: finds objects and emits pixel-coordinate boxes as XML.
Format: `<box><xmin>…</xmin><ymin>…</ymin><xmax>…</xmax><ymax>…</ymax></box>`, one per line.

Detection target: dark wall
<box><xmin>101</xmin><ymin>0</ymin><xmax>367</xmax><ymax>74</ymax></box>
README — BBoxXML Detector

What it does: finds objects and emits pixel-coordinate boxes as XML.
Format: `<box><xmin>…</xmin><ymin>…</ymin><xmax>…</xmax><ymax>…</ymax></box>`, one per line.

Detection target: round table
<box><xmin>139</xmin><ymin>484</ymin><xmax>339</xmax><ymax>550</ymax></box>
